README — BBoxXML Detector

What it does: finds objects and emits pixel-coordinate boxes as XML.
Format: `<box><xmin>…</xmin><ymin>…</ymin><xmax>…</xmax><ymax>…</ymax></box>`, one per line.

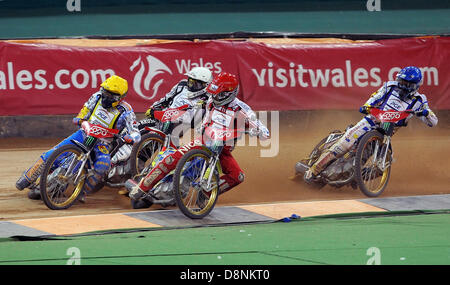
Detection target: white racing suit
<box><xmin>114</xmin><ymin>79</ymin><xmax>208</xmax><ymax>169</ymax></box>
<box><xmin>152</xmin><ymin>79</ymin><xmax>209</xmax><ymax>112</ymax></box>
<box><xmin>307</xmin><ymin>81</ymin><xmax>438</xmax><ymax>177</ymax></box>
<box><xmin>150</xmin><ymin>79</ymin><xmax>210</xmax><ymax>143</ymax></box>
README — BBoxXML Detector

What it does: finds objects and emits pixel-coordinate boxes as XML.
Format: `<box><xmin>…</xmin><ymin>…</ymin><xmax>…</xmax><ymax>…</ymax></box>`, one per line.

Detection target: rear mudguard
<box><xmin>142</xmin><ymin>126</ymin><xmax>167</xmax><ymax>139</ymax></box>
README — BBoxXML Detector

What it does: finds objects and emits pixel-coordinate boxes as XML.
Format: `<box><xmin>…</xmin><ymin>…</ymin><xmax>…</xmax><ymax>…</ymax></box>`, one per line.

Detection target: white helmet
<box><xmin>185</xmin><ymin>67</ymin><xmax>213</xmax><ymax>99</ymax></box>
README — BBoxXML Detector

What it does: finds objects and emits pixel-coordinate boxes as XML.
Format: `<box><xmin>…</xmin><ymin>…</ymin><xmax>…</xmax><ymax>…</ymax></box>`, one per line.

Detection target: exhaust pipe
<box><xmin>294</xmin><ymin>161</ymin><xmax>309</xmax><ymax>175</ymax></box>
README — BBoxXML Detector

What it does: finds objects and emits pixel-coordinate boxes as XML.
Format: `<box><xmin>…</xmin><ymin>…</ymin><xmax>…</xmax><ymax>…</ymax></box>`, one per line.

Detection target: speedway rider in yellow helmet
<box><xmin>16</xmin><ymin>75</ymin><xmax>141</xmax><ymax>201</ymax></box>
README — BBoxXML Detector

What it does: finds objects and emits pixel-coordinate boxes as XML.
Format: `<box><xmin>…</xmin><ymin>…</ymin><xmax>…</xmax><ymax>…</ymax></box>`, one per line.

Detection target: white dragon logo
<box><xmin>130</xmin><ymin>55</ymin><xmax>173</xmax><ymax>100</ymax></box>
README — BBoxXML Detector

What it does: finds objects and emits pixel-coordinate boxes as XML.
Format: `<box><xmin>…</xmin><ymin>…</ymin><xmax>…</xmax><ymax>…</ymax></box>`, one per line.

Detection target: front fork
<box><xmin>373</xmin><ymin>136</ymin><xmax>391</xmax><ymax>171</ymax></box>
<box><xmin>72</xmin><ymin>151</ymin><xmax>90</xmax><ymax>185</ymax></box>
<box><xmin>198</xmin><ymin>153</ymin><xmax>220</xmax><ymax>193</ymax></box>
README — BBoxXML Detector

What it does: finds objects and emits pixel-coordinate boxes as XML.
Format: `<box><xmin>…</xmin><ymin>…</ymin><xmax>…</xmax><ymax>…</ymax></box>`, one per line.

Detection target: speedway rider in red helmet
<box><xmin>127</xmin><ymin>72</ymin><xmax>270</xmax><ymax>208</ymax></box>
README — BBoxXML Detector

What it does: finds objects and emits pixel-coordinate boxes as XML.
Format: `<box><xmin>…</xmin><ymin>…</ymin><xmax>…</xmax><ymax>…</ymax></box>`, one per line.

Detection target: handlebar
<box><xmin>369</xmin><ymin>108</ymin><xmax>414</xmax><ymax>123</ymax></box>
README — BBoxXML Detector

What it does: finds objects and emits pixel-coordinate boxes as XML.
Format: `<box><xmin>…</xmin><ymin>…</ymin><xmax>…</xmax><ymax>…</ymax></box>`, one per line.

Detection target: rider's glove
<box><xmin>195</xmin><ymin>125</ymin><xmax>204</xmax><ymax>135</ymax></box>
<box><xmin>72</xmin><ymin>118</ymin><xmax>84</xmax><ymax>126</ymax></box>
<box><xmin>359</xmin><ymin>105</ymin><xmax>371</xmax><ymax>115</ymax></box>
<box><xmin>145</xmin><ymin>108</ymin><xmax>155</xmax><ymax>119</ymax></box>
<box><xmin>415</xmin><ymin>109</ymin><xmax>429</xmax><ymax>117</ymax></box>
<box><xmin>396</xmin><ymin>119</ymin><xmax>408</xmax><ymax>127</ymax></box>
<box><xmin>122</xmin><ymin>134</ymin><xmax>134</xmax><ymax>144</ymax></box>
<box><xmin>249</xmin><ymin>128</ymin><xmax>261</xmax><ymax>137</ymax></box>
<box><xmin>194</xmin><ymin>100</ymin><xmax>205</xmax><ymax>109</ymax></box>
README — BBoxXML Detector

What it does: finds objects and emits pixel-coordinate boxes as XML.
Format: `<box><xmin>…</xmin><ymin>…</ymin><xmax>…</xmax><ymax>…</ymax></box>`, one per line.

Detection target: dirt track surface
<box><xmin>1</xmin><ymin>112</ymin><xmax>449</xmax><ymax>221</ymax></box>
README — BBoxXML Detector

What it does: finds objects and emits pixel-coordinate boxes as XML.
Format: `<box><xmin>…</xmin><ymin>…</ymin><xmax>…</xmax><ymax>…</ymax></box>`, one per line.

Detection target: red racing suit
<box><xmin>134</xmin><ymin>97</ymin><xmax>270</xmax><ymax>195</ymax></box>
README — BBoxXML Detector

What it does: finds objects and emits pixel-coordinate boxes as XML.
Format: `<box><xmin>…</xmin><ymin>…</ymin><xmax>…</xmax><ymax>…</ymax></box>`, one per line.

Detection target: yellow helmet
<box><xmin>100</xmin><ymin>75</ymin><xmax>128</xmax><ymax>108</ymax></box>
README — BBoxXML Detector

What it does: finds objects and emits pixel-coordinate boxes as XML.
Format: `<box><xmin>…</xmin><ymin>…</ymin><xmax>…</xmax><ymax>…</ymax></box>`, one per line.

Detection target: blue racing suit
<box><xmin>18</xmin><ymin>92</ymin><xmax>141</xmax><ymax>193</ymax></box>
<box><xmin>307</xmin><ymin>81</ymin><xmax>438</xmax><ymax>176</ymax></box>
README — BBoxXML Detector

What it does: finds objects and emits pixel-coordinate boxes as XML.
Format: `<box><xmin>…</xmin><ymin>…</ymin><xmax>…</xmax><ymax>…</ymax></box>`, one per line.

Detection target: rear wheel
<box><xmin>40</xmin><ymin>144</ymin><xmax>86</xmax><ymax>210</ymax></box>
<box><xmin>173</xmin><ymin>149</ymin><xmax>219</xmax><ymax>219</ymax></box>
<box><xmin>304</xmin><ymin>130</ymin><xmax>342</xmax><ymax>167</ymax></box>
<box><xmin>354</xmin><ymin>131</ymin><xmax>391</xmax><ymax>197</ymax></box>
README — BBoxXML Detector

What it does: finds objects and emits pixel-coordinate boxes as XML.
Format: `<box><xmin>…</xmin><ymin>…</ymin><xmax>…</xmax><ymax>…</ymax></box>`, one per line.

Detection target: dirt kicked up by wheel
<box><xmin>39</xmin><ymin>144</ymin><xmax>86</xmax><ymax>210</ymax></box>
<box><xmin>173</xmin><ymin>148</ymin><xmax>219</xmax><ymax>219</ymax></box>
<box><xmin>354</xmin><ymin>130</ymin><xmax>391</xmax><ymax>197</ymax></box>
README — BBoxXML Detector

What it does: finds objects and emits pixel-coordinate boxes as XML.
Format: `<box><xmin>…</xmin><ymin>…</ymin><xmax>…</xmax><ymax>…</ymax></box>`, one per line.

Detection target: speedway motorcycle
<box><xmin>26</xmin><ymin>117</ymin><xmax>165</xmax><ymax>209</ymax></box>
<box><xmin>127</xmin><ymin>104</ymin><xmax>195</xmax><ymax>186</ymax></box>
<box><xmin>129</xmin><ymin>109</ymin><xmax>247</xmax><ymax>219</ymax></box>
<box><xmin>98</xmin><ymin>104</ymin><xmax>197</xmax><ymax>190</ymax></box>
<box><xmin>38</xmin><ymin>104</ymin><xmax>194</xmax><ymax>210</ymax></box>
<box><xmin>171</xmin><ymin>126</ymin><xmax>246</xmax><ymax>219</ymax></box>
<box><xmin>39</xmin><ymin>121</ymin><xmax>128</xmax><ymax>209</ymax></box>
<box><xmin>126</xmin><ymin>105</ymin><xmax>210</xmax><ymax>212</ymax></box>
<box><xmin>294</xmin><ymin>108</ymin><xmax>413</xmax><ymax>197</ymax></box>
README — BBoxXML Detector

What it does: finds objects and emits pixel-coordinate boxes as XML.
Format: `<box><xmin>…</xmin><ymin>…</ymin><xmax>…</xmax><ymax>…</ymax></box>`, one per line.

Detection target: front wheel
<box><xmin>354</xmin><ymin>130</ymin><xmax>391</xmax><ymax>197</ymax></box>
<box><xmin>173</xmin><ymin>148</ymin><xmax>219</xmax><ymax>219</ymax></box>
<box><xmin>40</xmin><ymin>144</ymin><xmax>87</xmax><ymax>210</ymax></box>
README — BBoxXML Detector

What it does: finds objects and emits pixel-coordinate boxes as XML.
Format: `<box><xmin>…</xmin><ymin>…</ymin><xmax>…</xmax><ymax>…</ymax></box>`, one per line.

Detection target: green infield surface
<box><xmin>0</xmin><ymin>210</ymin><xmax>448</xmax><ymax>266</ymax></box>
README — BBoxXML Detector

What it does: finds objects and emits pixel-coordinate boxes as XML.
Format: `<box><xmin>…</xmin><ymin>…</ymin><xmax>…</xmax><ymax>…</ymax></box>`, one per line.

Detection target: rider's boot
<box><xmin>118</xmin><ymin>188</ymin><xmax>130</xmax><ymax>196</ymax></box>
<box><xmin>304</xmin><ymin>151</ymin><xmax>337</xmax><ymax>183</ymax></box>
<box><xmin>80</xmin><ymin>170</ymin><xmax>103</xmax><ymax>203</ymax></box>
<box><xmin>27</xmin><ymin>185</ymin><xmax>41</xmax><ymax>200</ymax></box>
<box><xmin>130</xmin><ymin>197</ymin><xmax>153</xmax><ymax>209</ymax></box>
<box><xmin>128</xmin><ymin>153</ymin><xmax>179</xmax><ymax>200</ymax></box>
<box><xmin>125</xmin><ymin>179</ymin><xmax>153</xmax><ymax>209</ymax></box>
<box><xmin>16</xmin><ymin>157</ymin><xmax>44</xmax><ymax>191</ymax></box>
<box><xmin>217</xmin><ymin>171</ymin><xmax>245</xmax><ymax>195</ymax></box>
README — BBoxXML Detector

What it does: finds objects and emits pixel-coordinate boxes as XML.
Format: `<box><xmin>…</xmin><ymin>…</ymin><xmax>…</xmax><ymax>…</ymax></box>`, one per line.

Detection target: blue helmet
<box><xmin>396</xmin><ymin>66</ymin><xmax>422</xmax><ymax>95</ymax></box>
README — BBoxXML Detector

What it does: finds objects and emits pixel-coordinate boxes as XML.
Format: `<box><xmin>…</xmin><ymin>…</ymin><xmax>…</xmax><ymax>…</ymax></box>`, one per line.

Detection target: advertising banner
<box><xmin>0</xmin><ymin>37</ymin><xmax>448</xmax><ymax>116</ymax></box>
<box><xmin>234</xmin><ymin>36</ymin><xmax>450</xmax><ymax>111</ymax></box>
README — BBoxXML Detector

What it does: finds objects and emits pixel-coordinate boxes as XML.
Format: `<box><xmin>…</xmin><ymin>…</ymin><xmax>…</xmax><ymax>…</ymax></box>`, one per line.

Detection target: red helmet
<box><xmin>206</xmin><ymin>72</ymin><xmax>239</xmax><ymax>107</ymax></box>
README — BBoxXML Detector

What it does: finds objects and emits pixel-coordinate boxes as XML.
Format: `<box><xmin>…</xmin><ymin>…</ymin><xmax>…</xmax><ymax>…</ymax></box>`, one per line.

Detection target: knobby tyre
<box><xmin>129</xmin><ymin>132</ymin><xmax>164</xmax><ymax>179</ymax></box>
<box><xmin>354</xmin><ymin>130</ymin><xmax>391</xmax><ymax>197</ymax></box>
<box><xmin>39</xmin><ymin>144</ymin><xmax>86</xmax><ymax>210</ymax></box>
<box><xmin>173</xmin><ymin>148</ymin><xmax>219</xmax><ymax>219</ymax></box>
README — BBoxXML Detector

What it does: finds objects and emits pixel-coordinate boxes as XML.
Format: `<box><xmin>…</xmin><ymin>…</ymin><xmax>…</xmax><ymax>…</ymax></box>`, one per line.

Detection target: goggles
<box><xmin>397</xmin><ymin>78</ymin><xmax>419</xmax><ymax>93</ymax></box>
<box><xmin>101</xmin><ymin>88</ymin><xmax>121</xmax><ymax>101</ymax></box>
<box><xmin>187</xmin><ymin>77</ymin><xmax>206</xmax><ymax>92</ymax></box>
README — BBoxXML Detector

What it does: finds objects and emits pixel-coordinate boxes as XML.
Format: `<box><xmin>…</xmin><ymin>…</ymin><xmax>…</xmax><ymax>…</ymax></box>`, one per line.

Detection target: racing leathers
<box><xmin>148</xmin><ymin>79</ymin><xmax>209</xmax><ymax>126</ymax></box>
<box><xmin>128</xmin><ymin>96</ymin><xmax>270</xmax><ymax>201</ymax></box>
<box><xmin>16</xmin><ymin>92</ymin><xmax>141</xmax><ymax>198</ymax></box>
<box><xmin>306</xmin><ymin>80</ymin><xmax>438</xmax><ymax>178</ymax></box>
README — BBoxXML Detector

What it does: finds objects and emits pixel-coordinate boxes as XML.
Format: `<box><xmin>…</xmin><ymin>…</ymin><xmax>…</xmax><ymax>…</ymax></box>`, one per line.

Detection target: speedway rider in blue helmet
<box><xmin>304</xmin><ymin>66</ymin><xmax>438</xmax><ymax>182</ymax></box>
<box><xmin>16</xmin><ymin>75</ymin><xmax>141</xmax><ymax>201</ymax></box>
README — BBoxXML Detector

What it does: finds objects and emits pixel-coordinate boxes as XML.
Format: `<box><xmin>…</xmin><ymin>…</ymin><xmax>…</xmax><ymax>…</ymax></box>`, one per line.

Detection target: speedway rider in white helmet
<box><xmin>116</xmin><ymin>67</ymin><xmax>213</xmax><ymax>197</ymax></box>
<box><xmin>145</xmin><ymin>66</ymin><xmax>213</xmax><ymax>119</ymax></box>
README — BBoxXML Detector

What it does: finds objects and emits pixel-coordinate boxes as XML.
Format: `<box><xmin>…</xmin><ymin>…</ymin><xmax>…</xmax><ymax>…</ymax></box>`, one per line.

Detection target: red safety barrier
<box><xmin>0</xmin><ymin>37</ymin><xmax>448</xmax><ymax>116</ymax></box>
